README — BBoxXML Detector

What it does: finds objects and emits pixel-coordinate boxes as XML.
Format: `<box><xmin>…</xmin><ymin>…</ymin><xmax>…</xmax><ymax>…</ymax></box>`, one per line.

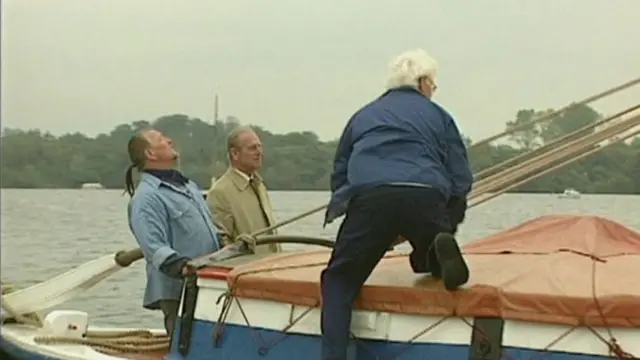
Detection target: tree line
<box><xmin>1</xmin><ymin>104</ymin><xmax>638</xmax><ymax>193</ymax></box>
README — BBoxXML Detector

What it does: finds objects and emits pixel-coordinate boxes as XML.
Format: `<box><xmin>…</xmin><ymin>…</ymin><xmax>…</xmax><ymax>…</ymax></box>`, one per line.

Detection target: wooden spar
<box><xmin>469</xmin><ymin>76</ymin><xmax>640</xmax><ymax>149</ymax></box>
<box><xmin>472</xmin><ymin>111</ymin><xmax>640</xmax><ymax>195</ymax></box>
<box><xmin>2</xmin><ymin>249</ymin><xmax>143</xmax><ymax>316</ymax></box>
<box><xmin>469</xmin><ymin>127</ymin><xmax>640</xmax><ymax>208</ymax></box>
<box><xmin>474</xmin><ymin>103</ymin><xmax>640</xmax><ymax>181</ymax></box>
<box><xmin>470</xmin><ymin>112</ymin><xmax>640</xmax><ymax>200</ymax></box>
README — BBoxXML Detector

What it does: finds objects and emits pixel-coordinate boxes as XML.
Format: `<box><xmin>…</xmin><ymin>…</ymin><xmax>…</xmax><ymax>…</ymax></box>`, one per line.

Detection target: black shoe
<box><xmin>433</xmin><ymin>233</ymin><xmax>469</xmax><ymax>290</ymax></box>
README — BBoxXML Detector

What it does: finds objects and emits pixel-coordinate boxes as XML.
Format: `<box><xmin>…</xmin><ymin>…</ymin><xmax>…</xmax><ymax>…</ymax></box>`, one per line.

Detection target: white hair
<box><xmin>385</xmin><ymin>49</ymin><xmax>438</xmax><ymax>90</ymax></box>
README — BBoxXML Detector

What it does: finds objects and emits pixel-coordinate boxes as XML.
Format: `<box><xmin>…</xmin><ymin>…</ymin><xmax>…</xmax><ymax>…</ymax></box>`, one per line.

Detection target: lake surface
<box><xmin>1</xmin><ymin>190</ymin><xmax>638</xmax><ymax>329</ymax></box>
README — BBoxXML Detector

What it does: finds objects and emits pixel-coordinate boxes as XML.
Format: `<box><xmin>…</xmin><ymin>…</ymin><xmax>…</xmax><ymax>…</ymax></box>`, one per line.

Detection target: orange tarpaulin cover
<box><xmin>219</xmin><ymin>215</ymin><xmax>640</xmax><ymax>327</ymax></box>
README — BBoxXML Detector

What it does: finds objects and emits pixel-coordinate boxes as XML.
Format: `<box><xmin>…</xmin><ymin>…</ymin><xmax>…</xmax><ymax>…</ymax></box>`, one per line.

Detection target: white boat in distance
<box><xmin>80</xmin><ymin>183</ymin><xmax>105</xmax><ymax>190</ymax></box>
<box><xmin>1</xmin><ymin>215</ymin><xmax>639</xmax><ymax>359</ymax></box>
<box><xmin>558</xmin><ymin>188</ymin><xmax>581</xmax><ymax>199</ymax></box>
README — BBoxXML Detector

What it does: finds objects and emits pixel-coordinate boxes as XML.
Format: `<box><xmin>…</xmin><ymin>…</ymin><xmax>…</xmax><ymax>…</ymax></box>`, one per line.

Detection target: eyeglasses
<box><xmin>425</xmin><ymin>76</ymin><xmax>438</xmax><ymax>91</ymax></box>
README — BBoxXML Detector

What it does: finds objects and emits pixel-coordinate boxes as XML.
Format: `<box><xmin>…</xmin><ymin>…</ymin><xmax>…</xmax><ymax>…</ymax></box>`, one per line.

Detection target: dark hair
<box><xmin>124</xmin><ymin>132</ymin><xmax>150</xmax><ymax>197</ymax></box>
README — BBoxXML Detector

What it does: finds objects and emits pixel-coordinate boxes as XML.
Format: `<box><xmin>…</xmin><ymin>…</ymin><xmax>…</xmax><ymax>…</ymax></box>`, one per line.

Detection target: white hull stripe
<box><xmin>192</xmin><ymin>278</ymin><xmax>640</xmax><ymax>357</ymax></box>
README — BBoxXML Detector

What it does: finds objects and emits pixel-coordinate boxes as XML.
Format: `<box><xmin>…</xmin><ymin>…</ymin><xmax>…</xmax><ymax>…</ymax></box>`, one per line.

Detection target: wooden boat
<box><xmin>1</xmin><ymin>215</ymin><xmax>639</xmax><ymax>359</ymax></box>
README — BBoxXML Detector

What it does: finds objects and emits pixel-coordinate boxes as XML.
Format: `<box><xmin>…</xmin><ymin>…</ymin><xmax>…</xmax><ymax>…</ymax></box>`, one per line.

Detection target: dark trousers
<box><xmin>320</xmin><ymin>186</ymin><xmax>450</xmax><ymax>360</ymax></box>
<box><xmin>159</xmin><ymin>300</ymin><xmax>180</xmax><ymax>336</ymax></box>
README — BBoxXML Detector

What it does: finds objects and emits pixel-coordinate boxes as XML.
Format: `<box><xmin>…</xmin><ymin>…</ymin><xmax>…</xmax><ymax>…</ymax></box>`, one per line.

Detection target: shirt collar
<box><xmin>143</xmin><ymin>168</ymin><xmax>189</xmax><ymax>186</ymax></box>
<box><xmin>233</xmin><ymin>168</ymin><xmax>253</xmax><ymax>182</ymax></box>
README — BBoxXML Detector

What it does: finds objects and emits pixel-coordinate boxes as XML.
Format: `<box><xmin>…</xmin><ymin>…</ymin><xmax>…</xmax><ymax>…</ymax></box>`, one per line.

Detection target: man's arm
<box><xmin>443</xmin><ymin>115</ymin><xmax>474</xmax><ymax>233</ymax></box>
<box><xmin>129</xmin><ymin>193</ymin><xmax>189</xmax><ymax>278</ymax></box>
<box><xmin>330</xmin><ymin>118</ymin><xmax>355</xmax><ymax>192</ymax></box>
<box><xmin>444</xmin><ymin>116</ymin><xmax>474</xmax><ymax>198</ymax></box>
<box><xmin>206</xmin><ymin>188</ymin><xmax>235</xmax><ymax>246</ymax></box>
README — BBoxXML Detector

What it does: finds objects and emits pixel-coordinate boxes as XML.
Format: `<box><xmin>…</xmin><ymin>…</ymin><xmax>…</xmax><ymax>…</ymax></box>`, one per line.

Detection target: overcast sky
<box><xmin>2</xmin><ymin>0</ymin><xmax>639</xmax><ymax>141</ymax></box>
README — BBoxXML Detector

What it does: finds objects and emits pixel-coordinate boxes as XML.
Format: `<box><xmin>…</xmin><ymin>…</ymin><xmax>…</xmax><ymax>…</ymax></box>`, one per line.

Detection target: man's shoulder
<box><xmin>211</xmin><ymin>174</ymin><xmax>235</xmax><ymax>192</ymax></box>
<box><xmin>207</xmin><ymin>175</ymin><xmax>234</xmax><ymax>202</ymax></box>
<box><xmin>186</xmin><ymin>180</ymin><xmax>203</xmax><ymax>193</ymax></box>
<box><xmin>130</xmin><ymin>186</ymin><xmax>163</xmax><ymax>210</ymax></box>
<box><xmin>428</xmin><ymin>100</ymin><xmax>455</xmax><ymax>119</ymax></box>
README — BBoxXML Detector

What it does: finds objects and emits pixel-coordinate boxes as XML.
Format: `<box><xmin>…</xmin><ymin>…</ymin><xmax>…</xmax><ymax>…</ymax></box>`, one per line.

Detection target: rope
<box><xmin>237</xmin><ymin>204</ymin><xmax>328</xmax><ymax>240</ymax></box>
<box><xmin>470</xmin><ymin>76</ymin><xmax>640</xmax><ymax>148</ymax></box>
<box><xmin>1</xmin><ymin>281</ymin><xmax>170</xmax><ymax>354</ymax></box>
<box><xmin>588</xmin><ymin>261</ymin><xmax>637</xmax><ymax>359</ymax></box>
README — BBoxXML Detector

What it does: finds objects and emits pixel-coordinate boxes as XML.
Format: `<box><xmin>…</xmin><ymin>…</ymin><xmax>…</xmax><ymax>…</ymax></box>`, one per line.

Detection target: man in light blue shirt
<box><xmin>124</xmin><ymin>129</ymin><xmax>221</xmax><ymax>335</ymax></box>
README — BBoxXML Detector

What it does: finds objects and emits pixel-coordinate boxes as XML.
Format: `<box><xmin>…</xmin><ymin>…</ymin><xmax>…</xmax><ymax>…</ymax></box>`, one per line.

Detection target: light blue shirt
<box><xmin>128</xmin><ymin>172</ymin><xmax>221</xmax><ymax>309</ymax></box>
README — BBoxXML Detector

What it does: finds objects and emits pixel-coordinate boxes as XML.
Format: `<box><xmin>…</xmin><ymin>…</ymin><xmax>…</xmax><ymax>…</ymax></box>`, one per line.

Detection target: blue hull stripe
<box><xmin>0</xmin><ymin>320</ymin><xmax>612</xmax><ymax>360</ymax></box>
<box><xmin>166</xmin><ymin>319</ymin><xmax>610</xmax><ymax>360</ymax></box>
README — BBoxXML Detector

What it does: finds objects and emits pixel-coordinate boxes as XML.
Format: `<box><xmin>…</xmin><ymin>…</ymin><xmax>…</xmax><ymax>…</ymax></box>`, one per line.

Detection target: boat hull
<box><xmin>170</xmin><ymin>317</ymin><xmax>634</xmax><ymax>359</ymax></box>
<box><xmin>0</xmin><ymin>335</ymin><xmax>54</xmax><ymax>360</ymax></box>
<box><xmin>3</xmin><ymin>319</ymin><xmax>635</xmax><ymax>360</ymax></box>
<box><xmin>162</xmin><ymin>276</ymin><xmax>640</xmax><ymax>359</ymax></box>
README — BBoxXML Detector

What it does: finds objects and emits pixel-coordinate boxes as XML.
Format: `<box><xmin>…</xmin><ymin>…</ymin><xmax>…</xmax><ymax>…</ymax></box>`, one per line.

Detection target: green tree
<box><xmin>505</xmin><ymin>109</ymin><xmax>543</xmax><ymax>150</ymax></box>
<box><xmin>540</xmin><ymin>103</ymin><xmax>601</xmax><ymax>143</ymax></box>
<box><xmin>0</xmin><ymin>105</ymin><xmax>638</xmax><ymax>194</ymax></box>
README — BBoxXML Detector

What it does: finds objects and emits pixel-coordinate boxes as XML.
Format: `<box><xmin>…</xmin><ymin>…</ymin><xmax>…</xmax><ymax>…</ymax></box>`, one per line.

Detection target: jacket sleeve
<box><xmin>330</xmin><ymin>118</ymin><xmax>355</xmax><ymax>192</ymax></box>
<box><xmin>206</xmin><ymin>187</ymin><xmax>235</xmax><ymax>245</ymax></box>
<box><xmin>444</xmin><ymin>116</ymin><xmax>474</xmax><ymax>197</ymax></box>
<box><xmin>128</xmin><ymin>193</ymin><xmax>178</xmax><ymax>271</ymax></box>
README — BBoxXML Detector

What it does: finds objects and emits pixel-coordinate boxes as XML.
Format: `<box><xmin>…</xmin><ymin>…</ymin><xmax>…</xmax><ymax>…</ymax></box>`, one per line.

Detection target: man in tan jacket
<box><xmin>206</xmin><ymin>126</ymin><xmax>282</xmax><ymax>254</ymax></box>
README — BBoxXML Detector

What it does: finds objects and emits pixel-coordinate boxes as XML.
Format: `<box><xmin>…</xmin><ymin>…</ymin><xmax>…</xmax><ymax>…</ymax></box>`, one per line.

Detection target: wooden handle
<box><xmin>114</xmin><ymin>248</ymin><xmax>144</xmax><ymax>267</ymax></box>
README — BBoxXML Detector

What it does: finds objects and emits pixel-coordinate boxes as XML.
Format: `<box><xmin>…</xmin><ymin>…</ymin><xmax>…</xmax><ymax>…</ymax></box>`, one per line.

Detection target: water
<box><xmin>1</xmin><ymin>190</ymin><xmax>639</xmax><ymax>329</ymax></box>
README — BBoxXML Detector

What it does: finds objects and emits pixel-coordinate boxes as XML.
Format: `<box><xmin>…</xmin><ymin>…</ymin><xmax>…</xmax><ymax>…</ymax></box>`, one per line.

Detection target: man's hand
<box><xmin>181</xmin><ymin>262</ymin><xmax>197</xmax><ymax>277</ymax></box>
<box><xmin>448</xmin><ymin>196</ymin><xmax>468</xmax><ymax>235</ymax></box>
<box><xmin>161</xmin><ymin>255</ymin><xmax>192</xmax><ymax>279</ymax></box>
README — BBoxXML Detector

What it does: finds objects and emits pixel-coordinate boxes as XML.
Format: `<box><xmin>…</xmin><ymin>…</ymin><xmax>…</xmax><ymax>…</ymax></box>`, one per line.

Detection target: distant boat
<box><xmin>558</xmin><ymin>188</ymin><xmax>581</xmax><ymax>199</ymax></box>
<box><xmin>80</xmin><ymin>183</ymin><xmax>104</xmax><ymax>190</ymax></box>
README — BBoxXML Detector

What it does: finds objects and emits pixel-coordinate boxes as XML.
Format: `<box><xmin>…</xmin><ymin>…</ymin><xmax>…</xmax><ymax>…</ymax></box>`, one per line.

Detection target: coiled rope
<box><xmin>1</xmin><ymin>281</ymin><xmax>171</xmax><ymax>354</ymax></box>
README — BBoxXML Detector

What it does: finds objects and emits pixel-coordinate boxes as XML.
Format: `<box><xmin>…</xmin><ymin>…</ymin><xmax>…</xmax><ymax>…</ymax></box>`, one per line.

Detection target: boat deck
<box><xmin>211</xmin><ymin>215</ymin><xmax>640</xmax><ymax>328</ymax></box>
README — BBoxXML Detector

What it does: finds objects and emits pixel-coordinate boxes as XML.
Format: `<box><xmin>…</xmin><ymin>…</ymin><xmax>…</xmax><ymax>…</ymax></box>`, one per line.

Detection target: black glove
<box><xmin>447</xmin><ymin>196</ymin><xmax>467</xmax><ymax>235</ymax></box>
<box><xmin>160</xmin><ymin>254</ymin><xmax>192</xmax><ymax>279</ymax></box>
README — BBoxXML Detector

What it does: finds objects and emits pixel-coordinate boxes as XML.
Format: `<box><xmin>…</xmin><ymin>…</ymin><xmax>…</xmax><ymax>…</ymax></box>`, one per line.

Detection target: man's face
<box><xmin>419</xmin><ymin>76</ymin><xmax>437</xmax><ymax>98</ymax></box>
<box><xmin>143</xmin><ymin>130</ymin><xmax>178</xmax><ymax>164</ymax></box>
<box><xmin>230</xmin><ymin>130</ymin><xmax>263</xmax><ymax>173</ymax></box>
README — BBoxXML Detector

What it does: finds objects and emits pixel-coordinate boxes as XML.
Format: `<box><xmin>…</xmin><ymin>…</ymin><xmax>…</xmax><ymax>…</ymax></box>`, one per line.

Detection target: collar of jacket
<box><xmin>227</xmin><ymin>167</ymin><xmax>264</xmax><ymax>191</ymax></box>
<box><xmin>379</xmin><ymin>85</ymin><xmax>424</xmax><ymax>98</ymax></box>
<box><xmin>143</xmin><ymin>168</ymin><xmax>189</xmax><ymax>186</ymax></box>
<box><xmin>139</xmin><ymin>172</ymin><xmax>192</xmax><ymax>197</ymax></box>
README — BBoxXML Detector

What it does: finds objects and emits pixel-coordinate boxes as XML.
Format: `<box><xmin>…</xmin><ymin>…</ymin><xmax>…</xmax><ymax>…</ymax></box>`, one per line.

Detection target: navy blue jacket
<box><xmin>325</xmin><ymin>86</ymin><xmax>473</xmax><ymax>225</ymax></box>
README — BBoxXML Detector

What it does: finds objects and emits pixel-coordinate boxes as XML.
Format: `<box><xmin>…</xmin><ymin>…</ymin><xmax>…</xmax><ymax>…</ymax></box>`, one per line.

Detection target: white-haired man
<box><xmin>320</xmin><ymin>49</ymin><xmax>474</xmax><ymax>360</ymax></box>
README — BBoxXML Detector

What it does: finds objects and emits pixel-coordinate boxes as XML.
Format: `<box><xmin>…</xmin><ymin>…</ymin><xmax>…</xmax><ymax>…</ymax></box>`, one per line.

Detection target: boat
<box><xmin>1</xmin><ymin>214</ymin><xmax>639</xmax><ymax>359</ymax></box>
<box><xmin>558</xmin><ymin>188</ymin><xmax>581</xmax><ymax>199</ymax></box>
<box><xmin>80</xmin><ymin>183</ymin><xmax>105</xmax><ymax>190</ymax></box>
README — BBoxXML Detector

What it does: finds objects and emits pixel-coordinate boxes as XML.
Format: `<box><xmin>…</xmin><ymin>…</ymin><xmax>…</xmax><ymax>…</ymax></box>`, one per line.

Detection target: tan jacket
<box><xmin>206</xmin><ymin>168</ymin><xmax>282</xmax><ymax>254</ymax></box>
